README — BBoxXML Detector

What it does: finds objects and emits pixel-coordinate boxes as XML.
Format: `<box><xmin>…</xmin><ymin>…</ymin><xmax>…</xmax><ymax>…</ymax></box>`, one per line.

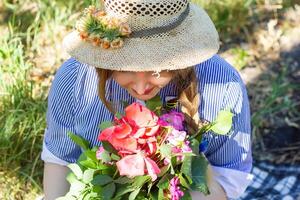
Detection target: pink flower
<box><xmin>182</xmin><ymin>141</ymin><xmax>192</xmax><ymax>153</ymax></box>
<box><xmin>159</xmin><ymin>111</ymin><xmax>185</xmax><ymax>131</ymax></box>
<box><xmin>167</xmin><ymin>129</ymin><xmax>187</xmax><ymax>147</ymax></box>
<box><xmin>98</xmin><ymin>103</ymin><xmax>160</xmax><ymax>155</ymax></box>
<box><xmin>125</xmin><ymin>103</ymin><xmax>158</xmax><ymax>128</ymax></box>
<box><xmin>116</xmin><ymin>152</ymin><xmax>161</xmax><ymax>181</ymax></box>
<box><xmin>98</xmin><ymin>121</ymin><xmax>137</xmax><ymax>152</ymax></box>
<box><xmin>116</xmin><ymin>153</ymin><xmax>145</xmax><ymax>178</ymax></box>
<box><xmin>170</xmin><ymin>176</ymin><xmax>184</xmax><ymax>200</ymax></box>
<box><xmin>99</xmin><ymin>103</ymin><xmax>162</xmax><ymax>181</ymax></box>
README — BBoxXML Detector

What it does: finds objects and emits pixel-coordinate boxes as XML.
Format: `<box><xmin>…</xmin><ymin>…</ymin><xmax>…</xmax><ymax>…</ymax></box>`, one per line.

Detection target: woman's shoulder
<box><xmin>54</xmin><ymin>57</ymin><xmax>98</xmax><ymax>88</ymax></box>
<box><xmin>55</xmin><ymin>57</ymin><xmax>92</xmax><ymax>79</ymax></box>
<box><xmin>195</xmin><ymin>55</ymin><xmax>248</xmax><ymax>121</ymax></box>
<box><xmin>195</xmin><ymin>54</ymin><xmax>243</xmax><ymax>85</ymax></box>
<box><xmin>49</xmin><ymin>58</ymin><xmax>100</xmax><ymax>113</ymax></box>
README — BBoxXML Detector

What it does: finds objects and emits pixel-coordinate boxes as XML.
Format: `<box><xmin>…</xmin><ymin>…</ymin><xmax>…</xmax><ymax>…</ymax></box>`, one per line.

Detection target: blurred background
<box><xmin>0</xmin><ymin>0</ymin><xmax>299</xmax><ymax>199</ymax></box>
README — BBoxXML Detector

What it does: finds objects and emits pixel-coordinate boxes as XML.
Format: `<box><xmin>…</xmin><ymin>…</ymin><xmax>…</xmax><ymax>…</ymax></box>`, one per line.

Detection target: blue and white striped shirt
<box><xmin>42</xmin><ymin>55</ymin><xmax>253</xmax><ymax>198</ymax></box>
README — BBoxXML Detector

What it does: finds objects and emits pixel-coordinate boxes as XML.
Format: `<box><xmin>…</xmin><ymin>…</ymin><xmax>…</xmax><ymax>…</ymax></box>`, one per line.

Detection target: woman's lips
<box><xmin>144</xmin><ymin>87</ymin><xmax>154</xmax><ymax>95</ymax></box>
<box><xmin>132</xmin><ymin>87</ymin><xmax>155</xmax><ymax>95</ymax></box>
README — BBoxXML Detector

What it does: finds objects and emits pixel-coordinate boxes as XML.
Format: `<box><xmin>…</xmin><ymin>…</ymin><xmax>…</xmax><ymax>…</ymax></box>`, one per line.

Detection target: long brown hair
<box><xmin>95</xmin><ymin>67</ymin><xmax>203</xmax><ymax>133</ymax></box>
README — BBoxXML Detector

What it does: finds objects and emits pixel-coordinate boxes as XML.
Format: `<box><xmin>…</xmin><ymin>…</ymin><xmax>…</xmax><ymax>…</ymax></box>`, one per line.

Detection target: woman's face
<box><xmin>112</xmin><ymin>71</ymin><xmax>173</xmax><ymax>101</ymax></box>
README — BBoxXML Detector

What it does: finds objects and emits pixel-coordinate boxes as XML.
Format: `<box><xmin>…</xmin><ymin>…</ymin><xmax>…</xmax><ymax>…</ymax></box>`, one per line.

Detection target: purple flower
<box><xmin>169</xmin><ymin>176</ymin><xmax>184</xmax><ymax>200</ymax></box>
<box><xmin>159</xmin><ymin>111</ymin><xmax>185</xmax><ymax>131</ymax></box>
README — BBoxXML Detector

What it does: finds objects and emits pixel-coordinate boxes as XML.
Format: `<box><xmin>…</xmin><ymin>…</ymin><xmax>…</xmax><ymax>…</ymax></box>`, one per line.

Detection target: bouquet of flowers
<box><xmin>58</xmin><ymin>96</ymin><xmax>233</xmax><ymax>200</ymax></box>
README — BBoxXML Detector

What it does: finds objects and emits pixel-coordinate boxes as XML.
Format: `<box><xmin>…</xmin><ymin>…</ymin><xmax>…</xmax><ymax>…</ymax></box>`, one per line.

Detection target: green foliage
<box><xmin>230</xmin><ymin>47</ymin><xmax>250</xmax><ymax>70</ymax></box>
<box><xmin>146</xmin><ymin>95</ymin><xmax>163</xmax><ymax>115</ymax></box>
<box><xmin>159</xmin><ymin>144</ymin><xmax>172</xmax><ymax>158</ymax></box>
<box><xmin>67</xmin><ymin>132</ymin><xmax>90</xmax><ymax>150</ymax></box>
<box><xmin>190</xmin><ymin>155</ymin><xmax>210</xmax><ymax>195</ymax></box>
<box><xmin>92</xmin><ymin>175</ymin><xmax>113</xmax><ymax>186</ymax></box>
<box><xmin>210</xmin><ymin>110</ymin><xmax>234</xmax><ymax>135</ymax></box>
<box><xmin>192</xmin><ymin>110</ymin><xmax>233</xmax><ymax>141</ymax></box>
<box><xmin>192</xmin><ymin>0</ymin><xmax>255</xmax><ymax>40</ymax></box>
<box><xmin>100</xmin><ymin>121</ymin><xmax>113</xmax><ymax>130</ymax></box>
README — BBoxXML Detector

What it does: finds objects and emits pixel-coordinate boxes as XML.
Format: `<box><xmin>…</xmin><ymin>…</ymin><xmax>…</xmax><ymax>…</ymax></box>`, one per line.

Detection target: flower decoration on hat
<box><xmin>76</xmin><ymin>6</ymin><xmax>131</xmax><ymax>49</ymax></box>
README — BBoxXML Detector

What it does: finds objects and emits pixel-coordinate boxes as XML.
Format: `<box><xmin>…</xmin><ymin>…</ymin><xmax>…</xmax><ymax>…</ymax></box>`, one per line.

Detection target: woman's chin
<box><xmin>129</xmin><ymin>91</ymin><xmax>159</xmax><ymax>101</ymax></box>
<box><xmin>134</xmin><ymin>94</ymin><xmax>156</xmax><ymax>101</ymax></box>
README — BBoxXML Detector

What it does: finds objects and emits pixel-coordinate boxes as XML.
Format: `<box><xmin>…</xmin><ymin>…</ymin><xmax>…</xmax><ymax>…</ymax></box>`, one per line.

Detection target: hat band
<box><xmin>131</xmin><ymin>4</ymin><xmax>190</xmax><ymax>38</ymax></box>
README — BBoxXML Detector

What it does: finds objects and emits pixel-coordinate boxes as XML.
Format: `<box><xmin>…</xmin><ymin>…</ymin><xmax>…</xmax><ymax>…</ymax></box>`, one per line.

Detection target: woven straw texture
<box><xmin>63</xmin><ymin>2</ymin><xmax>219</xmax><ymax>72</ymax></box>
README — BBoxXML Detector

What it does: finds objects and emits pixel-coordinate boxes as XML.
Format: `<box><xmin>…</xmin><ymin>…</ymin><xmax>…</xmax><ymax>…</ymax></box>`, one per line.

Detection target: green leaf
<box><xmin>128</xmin><ymin>187</ymin><xmax>141</xmax><ymax>200</ymax></box>
<box><xmin>92</xmin><ymin>174</ymin><xmax>113</xmax><ymax>186</ymax></box>
<box><xmin>92</xmin><ymin>185</ymin><xmax>103</xmax><ymax>194</ymax></box>
<box><xmin>83</xmin><ymin>169</ymin><xmax>95</xmax><ymax>184</ymax></box>
<box><xmin>78</xmin><ymin>150</ymin><xmax>98</xmax><ymax>169</ymax></box>
<box><xmin>102</xmin><ymin>182</ymin><xmax>116</xmax><ymax>200</ymax></box>
<box><xmin>79</xmin><ymin>159</ymin><xmax>98</xmax><ymax>169</ymax></box>
<box><xmin>190</xmin><ymin>155</ymin><xmax>210</xmax><ymax>195</ymax></box>
<box><xmin>146</xmin><ymin>95</ymin><xmax>162</xmax><ymax>114</ymax></box>
<box><xmin>68</xmin><ymin>163</ymin><xmax>83</xmax><ymax>179</ymax></box>
<box><xmin>102</xmin><ymin>141</ymin><xmax>119</xmax><ymax>155</ymax></box>
<box><xmin>100</xmin><ymin>121</ymin><xmax>113</xmax><ymax>131</ymax></box>
<box><xmin>67</xmin><ymin>132</ymin><xmax>89</xmax><ymax>150</ymax></box>
<box><xmin>83</xmin><ymin>191</ymin><xmax>98</xmax><ymax>200</ymax></box>
<box><xmin>115</xmin><ymin>112</ymin><xmax>123</xmax><ymax>119</ymax></box>
<box><xmin>157</xmin><ymin>175</ymin><xmax>171</xmax><ymax>190</ymax></box>
<box><xmin>181</xmin><ymin>156</ymin><xmax>192</xmax><ymax>183</ymax></box>
<box><xmin>157</xmin><ymin>164</ymin><xmax>170</xmax><ymax>177</ymax></box>
<box><xmin>114</xmin><ymin>176</ymin><xmax>133</xmax><ymax>184</ymax></box>
<box><xmin>96</xmin><ymin>162</ymin><xmax>110</xmax><ymax>170</ymax></box>
<box><xmin>99</xmin><ymin>150</ymin><xmax>112</xmax><ymax>163</ymax></box>
<box><xmin>114</xmin><ymin>184</ymin><xmax>135</xmax><ymax>197</ymax></box>
<box><xmin>170</xmin><ymin>156</ymin><xmax>177</xmax><ymax>175</ymax></box>
<box><xmin>132</xmin><ymin>176</ymin><xmax>151</xmax><ymax>188</ymax></box>
<box><xmin>179</xmin><ymin>174</ymin><xmax>191</xmax><ymax>189</ymax></box>
<box><xmin>68</xmin><ymin>179</ymin><xmax>86</xmax><ymax>196</ymax></box>
<box><xmin>159</xmin><ymin>144</ymin><xmax>172</xmax><ymax>158</ymax></box>
<box><xmin>121</xmin><ymin>100</ymin><xmax>130</xmax><ymax>108</ymax></box>
<box><xmin>149</xmin><ymin>189</ymin><xmax>159</xmax><ymax>200</ymax></box>
<box><xmin>111</xmin><ymin>153</ymin><xmax>121</xmax><ymax>161</ymax></box>
<box><xmin>84</xmin><ymin>150</ymin><xmax>98</xmax><ymax>162</ymax></box>
<box><xmin>66</xmin><ymin>172</ymin><xmax>78</xmax><ymax>184</ymax></box>
<box><xmin>158</xmin><ymin>187</ymin><xmax>168</xmax><ymax>200</ymax></box>
<box><xmin>190</xmin><ymin>139</ymin><xmax>200</xmax><ymax>154</ymax></box>
<box><xmin>181</xmin><ymin>190</ymin><xmax>192</xmax><ymax>200</ymax></box>
<box><xmin>148</xmin><ymin>182</ymin><xmax>153</xmax><ymax>194</ymax></box>
<box><xmin>209</xmin><ymin>110</ymin><xmax>234</xmax><ymax>135</ymax></box>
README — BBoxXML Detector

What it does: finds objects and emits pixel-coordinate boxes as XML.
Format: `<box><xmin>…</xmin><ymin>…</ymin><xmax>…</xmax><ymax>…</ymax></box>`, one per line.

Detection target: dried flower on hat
<box><xmin>75</xmin><ymin>5</ymin><xmax>131</xmax><ymax>49</ymax></box>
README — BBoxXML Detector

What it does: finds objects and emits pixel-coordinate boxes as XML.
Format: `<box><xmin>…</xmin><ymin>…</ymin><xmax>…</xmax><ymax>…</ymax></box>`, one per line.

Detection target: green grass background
<box><xmin>0</xmin><ymin>0</ymin><xmax>298</xmax><ymax>199</ymax></box>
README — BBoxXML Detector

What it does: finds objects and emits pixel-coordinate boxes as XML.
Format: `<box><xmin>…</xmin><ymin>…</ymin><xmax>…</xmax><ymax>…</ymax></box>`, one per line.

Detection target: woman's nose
<box><xmin>133</xmin><ymin>81</ymin><xmax>150</xmax><ymax>95</ymax></box>
<box><xmin>133</xmin><ymin>72</ymin><xmax>151</xmax><ymax>95</ymax></box>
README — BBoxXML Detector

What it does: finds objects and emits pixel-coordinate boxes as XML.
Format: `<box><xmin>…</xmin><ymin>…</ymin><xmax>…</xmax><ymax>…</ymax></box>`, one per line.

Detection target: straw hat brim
<box><xmin>63</xmin><ymin>4</ymin><xmax>219</xmax><ymax>72</ymax></box>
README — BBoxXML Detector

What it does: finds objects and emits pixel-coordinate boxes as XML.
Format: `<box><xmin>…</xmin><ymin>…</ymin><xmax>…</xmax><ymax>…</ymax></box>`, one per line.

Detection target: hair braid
<box><xmin>173</xmin><ymin>68</ymin><xmax>203</xmax><ymax>134</ymax></box>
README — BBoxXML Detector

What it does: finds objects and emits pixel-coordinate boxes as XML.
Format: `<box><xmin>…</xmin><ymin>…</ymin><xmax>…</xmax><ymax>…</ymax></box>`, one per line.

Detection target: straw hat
<box><xmin>63</xmin><ymin>0</ymin><xmax>219</xmax><ymax>72</ymax></box>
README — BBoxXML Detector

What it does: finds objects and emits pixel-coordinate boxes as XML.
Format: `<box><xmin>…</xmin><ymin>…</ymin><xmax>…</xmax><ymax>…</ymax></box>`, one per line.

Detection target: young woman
<box><xmin>42</xmin><ymin>0</ymin><xmax>253</xmax><ymax>199</ymax></box>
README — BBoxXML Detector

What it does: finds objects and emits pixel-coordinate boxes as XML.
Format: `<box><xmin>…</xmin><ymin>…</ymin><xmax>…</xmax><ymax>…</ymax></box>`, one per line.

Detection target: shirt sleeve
<box><xmin>41</xmin><ymin>58</ymin><xmax>82</xmax><ymax>164</ymax></box>
<box><xmin>203</xmin><ymin>70</ymin><xmax>253</xmax><ymax>198</ymax></box>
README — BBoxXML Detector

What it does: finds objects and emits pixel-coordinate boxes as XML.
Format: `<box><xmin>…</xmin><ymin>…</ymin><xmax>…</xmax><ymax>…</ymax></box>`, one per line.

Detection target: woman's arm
<box><xmin>43</xmin><ymin>163</ymin><xmax>70</xmax><ymax>200</ymax></box>
<box><xmin>190</xmin><ymin>165</ymin><xmax>227</xmax><ymax>200</ymax></box>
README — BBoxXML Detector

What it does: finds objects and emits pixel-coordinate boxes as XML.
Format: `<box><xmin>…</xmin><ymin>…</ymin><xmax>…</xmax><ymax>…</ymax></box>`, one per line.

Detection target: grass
<box><xmin>250</xmin><ymin>64</ymin><xmax>300</xmax><ymax>150</ymax></box>
<box><xmin>0</xmin><ymin>0</ymin><xmax>299</xmax><ymax>199</ymax></box>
